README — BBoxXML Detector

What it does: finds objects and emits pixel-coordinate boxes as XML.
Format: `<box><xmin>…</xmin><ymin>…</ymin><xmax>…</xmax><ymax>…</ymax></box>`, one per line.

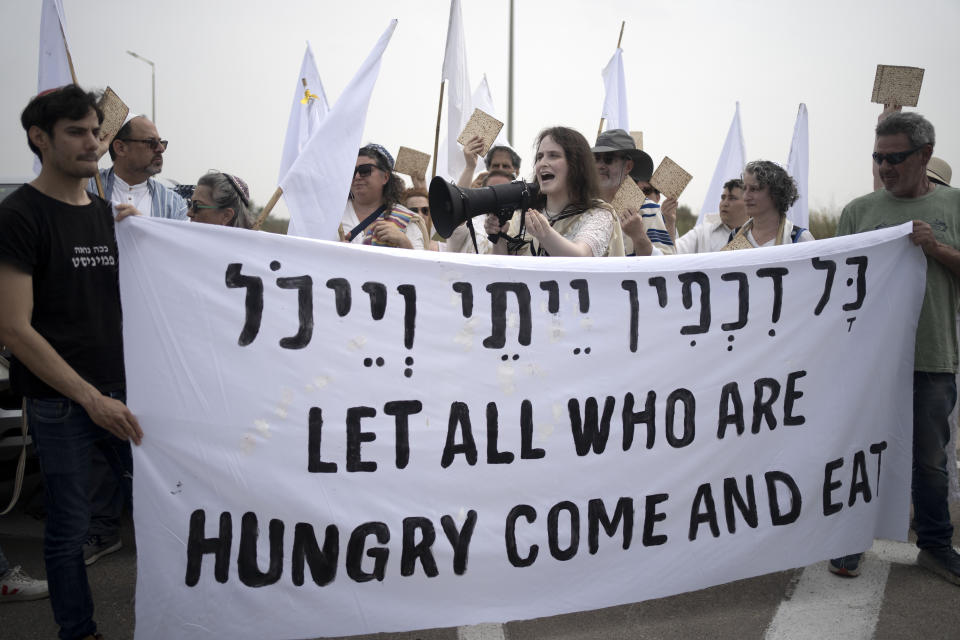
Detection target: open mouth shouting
<box><xmin>538</xmin><ymin>171</ymin><xmax>556</xmax><ymax>188</ymax></box>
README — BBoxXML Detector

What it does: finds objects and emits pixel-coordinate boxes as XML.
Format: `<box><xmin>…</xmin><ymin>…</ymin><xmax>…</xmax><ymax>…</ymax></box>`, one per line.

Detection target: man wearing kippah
<box><xmin>89</xmin><ymin>114</ymin><xmax>186</xmax><ymax>220</ymax></box>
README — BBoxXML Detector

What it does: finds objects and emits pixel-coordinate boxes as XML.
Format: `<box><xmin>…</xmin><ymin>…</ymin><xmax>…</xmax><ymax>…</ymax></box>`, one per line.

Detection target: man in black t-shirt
<box><xmin>0</xmin><ymin>85</ymin><xmax>143</xmax><ymax>640</ymax></box>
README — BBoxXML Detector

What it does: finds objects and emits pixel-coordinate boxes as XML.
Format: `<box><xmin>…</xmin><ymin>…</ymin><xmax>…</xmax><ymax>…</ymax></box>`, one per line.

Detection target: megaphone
<box><xmin>429</xmin><ymin>176</ymin><xmax>540</xmax><ymax>239</ymax></box>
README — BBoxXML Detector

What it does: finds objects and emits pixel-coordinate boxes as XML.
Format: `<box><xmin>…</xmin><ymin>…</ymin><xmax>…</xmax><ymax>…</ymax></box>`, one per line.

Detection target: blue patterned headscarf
<box><xmin>360</xmin><ymin>143</ymin><xmax>394</xmax><ymax>171</ymax></box>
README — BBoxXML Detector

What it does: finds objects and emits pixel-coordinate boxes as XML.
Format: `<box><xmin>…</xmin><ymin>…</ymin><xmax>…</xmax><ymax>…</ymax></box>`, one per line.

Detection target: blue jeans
<box><xmin>27</xmin><ymin>394</ymin><xmax>132</xmax><ymax>640</ymax></box>
<box><xmin>912</xmin><ymin>371</ymin><xmax>956</xmax><ymax>549</ymax></box>
<box><xmin>833</xmin><ymin>371</ymin><xmax>956</xmax><ymax>566</ymax></box>
<box><xmin>87</xmin><ymin>443</ymin><xmax>128</xmax><ymax>539</ymax></box>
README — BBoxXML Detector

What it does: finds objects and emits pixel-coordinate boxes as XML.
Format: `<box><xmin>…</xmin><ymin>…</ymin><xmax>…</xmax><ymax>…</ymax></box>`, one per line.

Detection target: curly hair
<box><xmin>358</xmin><ymin>145</ymin><xmax>405</xmax><ymax>208</ymax></box>
<box><xmin>743</xmin><ymin>160</ymin><xmax>798</xmax><ymax>215</ymax></box>
<box><xmin>533</xmin><ymin>126</ymin><xmax>600</xmax><ymax>209</ymax></box>
<box><xmin>723</xmin><ymin>178</ymin><xmax>744</xmax><ymax>192</ymax></box>
<box><xmin>875</xmin><ymin>112</ymin><xmax>935</xmax><ymax>148</ymax></box>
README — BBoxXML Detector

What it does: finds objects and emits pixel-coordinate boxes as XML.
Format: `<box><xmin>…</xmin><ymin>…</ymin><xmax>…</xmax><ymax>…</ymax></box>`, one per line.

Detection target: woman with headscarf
<box><xmin>484</xmin><ymin>127</ymin><xmax>623</xmax><ymax>257</ymax></box>
<box><xmin>340</xmin><ymin>144</ymin><xmax>426</xmax><ymax>250</ymax></box>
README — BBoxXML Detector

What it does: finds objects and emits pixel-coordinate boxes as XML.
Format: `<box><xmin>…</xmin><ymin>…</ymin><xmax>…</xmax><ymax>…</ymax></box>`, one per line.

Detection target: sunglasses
<box><xmin>408</xmin><ymin>206</ymin><xmax>430</xmax><ymax>216</ymax></box>
<box><xmin>641</xmin><ymin>186</ymin><xmax>656</xmax><ymax>196</ymax></box>
<box><xmin>354</xmin><ymin>163</ymin><xmax>379</xmax><ymax>178</ymax></box>
<box><xmin>121</xmin><ymin>138</ymin><xmax>168</xmax><ymax>151</ymax></box>
<box><xmin>593</xmin><ymin>153</ymin><xmax>624</xmax><ymax>165</ymax></box>
<box><xmin>872</xmin><ymin>146</ymin><xmax>924</xmax><ymax>166</ymax></box>
<box><xmin>188</xmin><ymin>200</ymin><xmax>219</xmax><ymax>214</ymax></box>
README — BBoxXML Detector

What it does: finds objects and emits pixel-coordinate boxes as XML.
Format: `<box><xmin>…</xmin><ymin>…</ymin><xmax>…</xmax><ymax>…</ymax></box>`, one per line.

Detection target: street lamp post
<box><xmin>126</xmin><ymin>50</ymin><xmax>156</xmax><ymax>124</ymax></box>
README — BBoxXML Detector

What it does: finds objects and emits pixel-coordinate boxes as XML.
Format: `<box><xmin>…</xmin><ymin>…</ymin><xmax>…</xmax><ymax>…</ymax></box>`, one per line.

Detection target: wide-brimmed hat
<box><xmin>591</xmin><ymin>129</ymin><xmax>654</xmax><ymax>182</ymax></box>
<box><xmin>927</xmin><ymin>157</ymin><xmax>952</xmax><ymax>187</ymax></box>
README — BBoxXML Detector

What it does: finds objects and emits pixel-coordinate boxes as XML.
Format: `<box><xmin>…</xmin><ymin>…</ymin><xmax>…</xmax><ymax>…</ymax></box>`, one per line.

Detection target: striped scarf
<box><xmin>360</xmin><ymin>206</ymin><xmax>413</xmax><ymax>246</ymax></box>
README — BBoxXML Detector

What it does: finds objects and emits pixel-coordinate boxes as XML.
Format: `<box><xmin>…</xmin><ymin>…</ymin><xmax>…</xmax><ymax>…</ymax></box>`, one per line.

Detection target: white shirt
<box><xmin>675</xmin><ymin>214</ymin><xmax>736</xmax><ymax>254</ymax></box>
<box><xmin>109</xmin><ymin>173</ymin><xmax>153</xmax><ymax>217</ymax></box>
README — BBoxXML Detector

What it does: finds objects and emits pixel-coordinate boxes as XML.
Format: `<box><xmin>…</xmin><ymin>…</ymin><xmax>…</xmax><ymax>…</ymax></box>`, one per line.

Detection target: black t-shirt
<box><xmin>0</xmin><ymin>184</ymin><xmax>124</xmax><ymax>397</ymax></box>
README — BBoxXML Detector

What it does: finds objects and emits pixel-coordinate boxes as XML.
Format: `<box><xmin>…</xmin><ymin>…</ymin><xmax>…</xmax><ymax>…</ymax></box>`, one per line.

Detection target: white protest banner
<box><xmin>118</xmin><ymin>219</ymin><xmax>924</xmax><ymax>639</ymax></box>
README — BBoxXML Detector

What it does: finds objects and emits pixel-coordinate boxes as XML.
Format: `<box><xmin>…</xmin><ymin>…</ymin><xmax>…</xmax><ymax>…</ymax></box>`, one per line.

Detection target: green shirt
<box><xmin>837</xmin><ymin>185</ymin><xmax>960</xmax><ymax>373</ymax></box>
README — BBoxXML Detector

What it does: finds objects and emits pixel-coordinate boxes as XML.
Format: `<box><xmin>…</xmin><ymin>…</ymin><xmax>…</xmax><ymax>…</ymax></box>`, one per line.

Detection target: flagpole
<box><xmin>253</xmin><ymin>187</ymin><xmax>283</xmax><ymax>230</ymax></box>
<box><xmin>507</xmin><ymin>0</ymin><xmax>514</xmax><ymax>145</ymax></box>
<box><xmin>431</xmin><ymin>81</ymin><xmax>445</xmax><ymax>179</ymax></box>
<box><xmin>597</xmin><ymin>21</ymin><xmax>626</xmax><ymax>139</ymax></box>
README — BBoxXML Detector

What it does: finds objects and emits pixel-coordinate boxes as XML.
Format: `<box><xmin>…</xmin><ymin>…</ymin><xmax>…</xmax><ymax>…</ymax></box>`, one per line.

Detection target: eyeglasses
<box><xmin>593</xmin><ymin>153</ymin><xmax>623</xmax><ymax>165</ymax></box>
<box><xmin>354</xmin><ymin>163</ymin><xmax>379</xmax><ymax>178</ymax></box>
<box><xmin>872</xmin><ymin>146</ymin><xmax>924</xmax><ymax>166</ymax></box>
<box><xmin>408</xmin><ymin>206</ymin><xmax>430</xmax><ymax>216</ymax></box>
<box><xmin>121</xmin><ymin>138</ymin><xmax>168</xmax><ymax>151</ymax></box>
<box><xmin>188</xmin><ymin>200</ymin><xmax>219</xmax><ymax>214</ymax></box>
<box><xmin>641</xmin><ymin>186</ymin><xmax>656</xmax><ymax>196</ymax></box>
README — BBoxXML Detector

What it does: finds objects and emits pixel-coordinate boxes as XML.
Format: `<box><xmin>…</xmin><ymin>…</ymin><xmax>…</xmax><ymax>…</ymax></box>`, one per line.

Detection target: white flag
<box><xmin>600</xmin><ymin>48</ymin><xmax>629</xmax><ymax>132</ymax></box>
<box><xmin>36</xmin><ymin>0</ymin><xmax>74</xmax><ymax>174</ymax></box>
<box><xmin>277</xmin><ymin>42</ymin><xmax>330</xmax><ymax>185</ymax></box>
<box><xmin>436</xmin><ymin>0</ymin><xmax>472</xmax><ymax>181</ymax></box>
<box><xmin>698</xmin><ymin>102</ymin><xmax>747</xmax><ymax>223</ymax></box>
<box><xmin>38</xmin><ymin>0</ymin><xmax>73</xmax><ymax>92</ymax></box>
<box><xmin>280</xmin><ymin>20</ymin><xmax>397</xmax><ymax>240</ymax></box>
<box><xmin>785</xmin><ymin>103</ymin><xmax>809</xmax><ymax>228</ymax></box>
<box><xmin>471</xmin><ymin>75</ymin><xmax>510</xmax><ymax>168</ymax></box>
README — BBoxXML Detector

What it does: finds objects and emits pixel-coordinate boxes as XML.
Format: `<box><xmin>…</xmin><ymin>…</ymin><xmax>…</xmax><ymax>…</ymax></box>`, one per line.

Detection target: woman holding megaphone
<box><xmin>484</xmin><ymin>127</ymin><xmax>624</xmax><ymax>257</ymax></box>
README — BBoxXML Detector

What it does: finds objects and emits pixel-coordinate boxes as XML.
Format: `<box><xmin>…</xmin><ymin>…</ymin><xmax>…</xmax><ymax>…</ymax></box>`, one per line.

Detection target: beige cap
<box><xmin>927</xmin><ymin>157</ymin><xmax>952</xmax><ymax>187</ymax></box>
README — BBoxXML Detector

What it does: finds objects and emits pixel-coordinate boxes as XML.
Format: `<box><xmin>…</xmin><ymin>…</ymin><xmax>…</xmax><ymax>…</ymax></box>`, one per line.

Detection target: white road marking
<box><xmin>764</xmin><ymin>539</ymin><xmax>918</xmax><ymax>640</ymax></box>
<box><xmin>457</xmin><ymin>623</ymin><xmax>506</xmax><ymax>640</ymax></box>
<box><xmin>454</xmin><ymin>540</ymin><xmax>921</xmax><ymax>640</ymax></box>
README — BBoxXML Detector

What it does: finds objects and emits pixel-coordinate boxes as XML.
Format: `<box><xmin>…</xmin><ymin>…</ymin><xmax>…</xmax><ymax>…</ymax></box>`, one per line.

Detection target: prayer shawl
<box><xmin>355</xmin><ymin>205</ymin><xmax>429</xmax><ymax>248</ymax></box>
<box><xmin>505</xmin><ymin>203</ymin><xmax>625</xmax><ymax>257</ymax></box>
<box><xmin>721</xmin><ymin>216</ymin><xmax>805</xmax><ymax>251</ymax></box>
<box><xmin>622</xmin><ymin>202</ymin><xmax>676</xmax><ymax>256</ymax></box>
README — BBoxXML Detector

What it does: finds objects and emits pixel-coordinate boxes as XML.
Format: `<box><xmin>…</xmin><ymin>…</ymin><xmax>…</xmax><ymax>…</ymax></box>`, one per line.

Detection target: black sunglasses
<box><xmin>121</xmin><ymin>138</ymin><xmax>168</xmax><ymax>151</ymax></box>
<box><xmin>354</xmin><ymin>163</ymin><xmax>379</xmax><ymax>177</ymax></box>
<box><xmin>408</xmin><ymin>206</ymin><xmax>430</xmax><ymax>216</ymax></box>
<box><xmin>593</xmin><ymin>153</ymin><xmax>624</xmax><ymax>165</ymax></box>
<box><xmin>872</xmin><ymin>146</ymin><xmax>924</xmax><ymax>166</ymax></box>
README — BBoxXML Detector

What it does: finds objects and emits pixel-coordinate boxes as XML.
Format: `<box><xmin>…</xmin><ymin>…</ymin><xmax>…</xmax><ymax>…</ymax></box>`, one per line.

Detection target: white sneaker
<box><xmin>0</xmin><ymin>566</ymin><xmax>49</xmax><ymax>602</ymax></box>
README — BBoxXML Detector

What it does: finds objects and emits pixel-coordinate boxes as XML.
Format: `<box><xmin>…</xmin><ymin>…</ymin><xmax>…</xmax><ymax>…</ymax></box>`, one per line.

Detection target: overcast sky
<box><xmin>1</xmin><ymin>0</ymin><xmax>957</xmax><ymax>219</ymax></box>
